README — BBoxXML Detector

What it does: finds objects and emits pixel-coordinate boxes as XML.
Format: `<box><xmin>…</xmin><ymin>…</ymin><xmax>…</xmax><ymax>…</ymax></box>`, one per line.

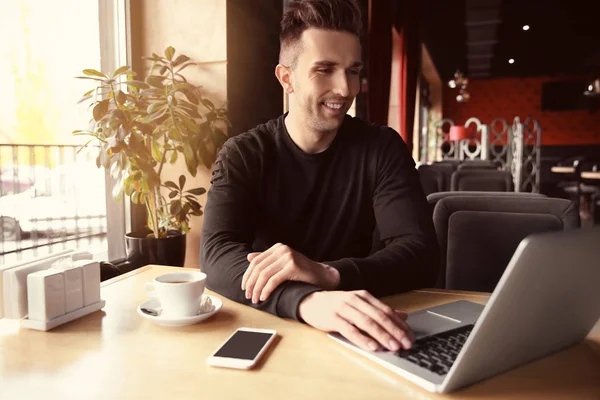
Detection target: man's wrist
<box><xmin>320</xmin><ymin>263</ymin><xmax>341</xmax><ymax>290</ymax></box>
<box><xmin>297</xmin><ymin>291</ymin><xmax>320</xmax><ymax>322</ymax></box>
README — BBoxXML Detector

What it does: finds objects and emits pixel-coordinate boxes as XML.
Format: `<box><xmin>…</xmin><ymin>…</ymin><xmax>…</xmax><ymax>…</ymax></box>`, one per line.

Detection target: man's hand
<box><xmin>241</xmin><ymin>243</ymin><xmax>340</xmax><ymax>304</ymax></box>
<box><xmin>298</xmin><ymin>290</ymin><xmax>415</xmax><ymax>352</ymax></box>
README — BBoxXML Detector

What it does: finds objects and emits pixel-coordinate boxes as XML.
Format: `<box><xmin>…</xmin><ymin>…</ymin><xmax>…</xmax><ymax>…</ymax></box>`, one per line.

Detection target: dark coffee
<box><xmin>165</xmin><ymin>280</ymin><xmax>193</xmax><ymax>284</ymax></box>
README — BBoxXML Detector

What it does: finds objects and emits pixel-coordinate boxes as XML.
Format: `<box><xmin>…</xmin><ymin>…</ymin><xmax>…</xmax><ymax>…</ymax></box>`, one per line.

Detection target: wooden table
<box><xmin>551</xmin><ymin>166</ymin><xmax>576</xmax><ymax>174</ymax></box>
<box><xmin>582</xmin><ymin>171</ymin><xmax>600</xmax><ymax>180</ymax></box>
<box><xmin>1</xmin><ymin>265</ymin><xmax>599</xmax><ymax>399</ymax></box>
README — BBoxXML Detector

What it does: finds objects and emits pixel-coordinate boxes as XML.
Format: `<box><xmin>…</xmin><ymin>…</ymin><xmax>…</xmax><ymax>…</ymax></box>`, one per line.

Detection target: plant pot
<box><xmin>125</xmin><ymin>230</ymin><xmax>186</xmax><ymax>269</ymax></box>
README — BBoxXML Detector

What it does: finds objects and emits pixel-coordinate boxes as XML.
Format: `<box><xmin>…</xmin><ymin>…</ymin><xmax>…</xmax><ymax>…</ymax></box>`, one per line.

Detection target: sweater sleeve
<box><xmin>326</xmin><ymin>128</ymin><xmax>440</xmax><ymax>296</ymax></box>
<box><xmin>200</xmin><ymin>139</ymin><xmax>322</xmax><ymax>320</ymax></box>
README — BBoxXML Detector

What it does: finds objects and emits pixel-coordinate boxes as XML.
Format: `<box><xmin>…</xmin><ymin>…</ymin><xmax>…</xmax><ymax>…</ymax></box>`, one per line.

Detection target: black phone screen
<box><xmin>213</xmin><ymin>330</ymin><xmax>274</xmax><ymax>360</ymax></box>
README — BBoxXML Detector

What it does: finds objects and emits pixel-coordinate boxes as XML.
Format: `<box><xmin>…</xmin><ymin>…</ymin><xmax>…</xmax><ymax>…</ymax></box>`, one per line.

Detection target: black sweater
<box><xmin>200</xmin><ymin>114</ymin><xmax>439</xmax><ymax>320</ymax></box>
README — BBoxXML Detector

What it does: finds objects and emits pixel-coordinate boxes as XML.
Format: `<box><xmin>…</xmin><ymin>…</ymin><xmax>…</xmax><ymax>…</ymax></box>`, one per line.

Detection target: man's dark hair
<box><xmin>279</xmin><ymin>0</ymin><xmax>363</xmax><ymax>67</ymax></box>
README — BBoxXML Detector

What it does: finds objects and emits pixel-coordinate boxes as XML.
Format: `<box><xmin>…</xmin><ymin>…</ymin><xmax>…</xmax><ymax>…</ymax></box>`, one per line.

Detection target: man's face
<box><xmin>288</xmin><ymin>28</ymin><xmax>362</xmax><ymax>133</ymax></box>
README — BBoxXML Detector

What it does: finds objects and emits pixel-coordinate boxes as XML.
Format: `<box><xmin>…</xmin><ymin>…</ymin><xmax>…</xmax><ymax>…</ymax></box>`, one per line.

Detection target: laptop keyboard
<box><xmin>396</xmin><ymin>324</ymin><xmax>474</xmax><ymax>375</ymax></box>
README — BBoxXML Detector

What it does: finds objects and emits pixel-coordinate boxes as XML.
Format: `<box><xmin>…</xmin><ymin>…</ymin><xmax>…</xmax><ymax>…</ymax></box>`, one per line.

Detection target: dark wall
<box><xmin>227</xmin><ymin>0</ymin><xmax>284</xmax><ymax>136</ymax></box>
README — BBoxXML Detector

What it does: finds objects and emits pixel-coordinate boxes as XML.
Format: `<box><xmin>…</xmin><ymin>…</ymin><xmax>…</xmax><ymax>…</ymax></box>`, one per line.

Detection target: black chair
<box><xmin>432</xmin><ymin>195</ymin><xmax>579</xmax><ymax>292</ymax></box>
<box><xmin>451</xmin><ymin>169</ymin><xmax>513</xmax><ymax>192</ymax></box>
<box><xmin>427</xmin><ymin>191</ymin><xmax>546</xmax><ymax>215</ymax></box>
<box><xmin>418</xmin><ymin>163</ymin><xmax>456</xmax><ymax>195</ymax></box>
<box><xmin>436</xmin><ymin>159</ymin><xmax>461</xmax><ymax>167</ymax></box>
<box><xmin>457</xmin><ymin>159</ymin><xmax>499</xmax><ymax>170</ymax></box>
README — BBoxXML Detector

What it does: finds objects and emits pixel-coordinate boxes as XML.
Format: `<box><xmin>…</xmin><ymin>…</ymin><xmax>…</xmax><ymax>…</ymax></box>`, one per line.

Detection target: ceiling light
<box><xmin>448</xmin><ymin>70</ymin><xmax>471</xmax><ymax>103</ymax></box>
<box><xmin>584</xmin><ymin>79</ymin><xmax>600</xmax><ymax>97</ymax></box>
<box><xmin>522</xmin><ymin>25</ymin><xmax>530</xmax><ymax>31</ymax></box>
<box><xmin>508</xmin><ymin>59</ymin><xmax>515</xmax><ymax>64</ymax></box>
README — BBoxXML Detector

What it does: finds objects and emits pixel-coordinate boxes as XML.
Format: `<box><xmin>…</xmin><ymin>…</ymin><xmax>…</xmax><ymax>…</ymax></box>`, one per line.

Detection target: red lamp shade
<box><xmin>449</xmin><ymin>125</ymin><xmax>468</xmax><ymax>141</ymax></box>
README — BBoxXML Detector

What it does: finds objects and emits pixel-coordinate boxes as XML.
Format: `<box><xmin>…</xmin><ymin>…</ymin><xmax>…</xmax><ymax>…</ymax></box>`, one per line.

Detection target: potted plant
<box><xmin>73</xmin><ymin>46</ymin><xmax>229</xmax><ymax>267</ymax></box>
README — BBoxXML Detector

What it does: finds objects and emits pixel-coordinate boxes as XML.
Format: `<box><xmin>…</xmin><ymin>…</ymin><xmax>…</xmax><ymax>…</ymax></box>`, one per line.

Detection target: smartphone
<box><xmin>206</xmin><ymin>327</ymin><xmax>278</xmax><ymax>369</ymax></box>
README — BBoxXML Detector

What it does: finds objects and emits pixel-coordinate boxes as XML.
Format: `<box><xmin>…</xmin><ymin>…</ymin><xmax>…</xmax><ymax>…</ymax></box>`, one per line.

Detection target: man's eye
<box><xmin>317</xmin><ymin>68</ymin><xmax>332</xmax><ymax>74</ymax></box>
<box><xmin>348</xmin><ymin>70</ymin><xmax>360</xmax><ymax>76</ymax></box>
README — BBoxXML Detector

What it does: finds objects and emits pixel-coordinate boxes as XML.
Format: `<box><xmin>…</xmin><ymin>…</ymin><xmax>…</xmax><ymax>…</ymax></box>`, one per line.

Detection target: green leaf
<box><xmin>113</xmin><ymin>65</ymin><xmax>129</xmax><ymax>77</ymax></box>
<box><xmin>83</xmin><ymin>69</ymin><xmax>106</xmax><ymax>78</ymax></box>
<box><xmin>149</xmin><ymin>107</ymin><xmax>168</xmax><ymax>121</ymax></box>
<box><xmin>168</xmin><ymin>191</ymin><xmax>178</xmax><ymax>199</ymax></box>
<box><xmin>187</xmin><ymin>198</ymin><xmax>201</xmax><ymax>210</ymax></box>
<box><xmin>164</xmin><ymin>181</ymin><xmax>179</xmax><ymax>190</ymax></box>
<box><xmin>147</xmin><ymin>101</ymin><xmax>167</xmax><ymax>114</ymax></box>
<box><xmin>176</xmin><ymin>62</ymin><xmax>196</xmax><ymax>74</ymax></box>
<box><xmin>170</xmin><ymin>201</ymin><xmax>182</xmax><ymax>215</ymax></box>
<box><xmin>124</xmin><ymin>80</ymin><xmax>150</xmax><ymax>90</ymax></box>
<box><xmin>182</xmin><ymin>89</ymin><xmax>199</xmax><ymax>105</ymax></box>
<box><xmin>201</xmin><ymin>98</ymin><xmax>215</xmax><ymax>110</ymax></box>
<box><xmin>112</xmin><ymin>180</ymin><xmax>124</xmax><ymax>201</ymax></box>
<box><xmin>171</xmin><ymin>83</ymin><xmax>192</xmax><ymax>93</ymax></box>
<box><xmin>212</xmin><ymin>127</ymin><xmax>228</xmax><ymax>149</ymax></box>
<box><xmin>170</xmin><ymin>150</ymin><xmax>178</xmax><ymax>164</ymax></box>
<box><xmin>172</xmin><ymin>54</ymin><xmax>190</xmax><ymax>67</ymax></box>
<box><xmin>181</xmin><ymin>116</ymin><xmax>200</xmax><ymax>135</ymax></box>
<box><xmin>77</xmin><ymin>94</ymin><xmax>93</xmax><ymax>104</ymax></box>
<box><xmin>151</xmin><ymin>141</ymin><xmax>162</xmax><ymax>162</ymax></box>
<box><xmin>165</xmin><ymin>46</ymin><xmax>175</xmax><ymax>61</ymax></box>
<box><xmin>93</xmin><ymin>99</ymin><xmax>110</xmax><ymax>121</ymax></box>
<box><xmin>159</xmin><ymin>65</ymin><xmax>168</xmax><ymax>75</ymax></box>
<box><xmin>179</xmin><ymin>104</ymin><xmax>201</xmax><ymax>119</ymax></box>
<box><xmin>146</xmin><ymin>76</ymin><xmax>165</xmax><ymax>88</ymax></box>
<box><xmin>197</xmin><ymin>138</ymin><xmax>212</xmax><ymax>169</ymax></box>
<box><xmin>168</xmin><ymin>127</ymin><xmax>183</xmax><ymax>141</ymax></box>
<box><xmin>178</xmin><ymin>174</ymin><xmax>186</xmax><ymax>190</ymax></box>
<box><xmin>75</xmin><ymin>76</ymin><xmax>105</xmax><ymax>81</ymax></box>
<box><xmin>116</xmin><ymin>90</ymin><xmax>127</xmax><ymax>105</ymax></box>
<box><xmin>186</xmin><ymin>187</ymin><xmax>206</xmax><ymax>196</ymax></box>
<box><xmin>182</xmin><ymin>144</ymin><xmax>197</xmax><ymax>177</ymax></box>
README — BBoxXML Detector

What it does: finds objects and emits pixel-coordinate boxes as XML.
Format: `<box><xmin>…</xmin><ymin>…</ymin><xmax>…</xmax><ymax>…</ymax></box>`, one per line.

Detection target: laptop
<box><xmin>329</xmin><ymin>227</ymin><xmax>600</xmax><ymax>393</ymax></box>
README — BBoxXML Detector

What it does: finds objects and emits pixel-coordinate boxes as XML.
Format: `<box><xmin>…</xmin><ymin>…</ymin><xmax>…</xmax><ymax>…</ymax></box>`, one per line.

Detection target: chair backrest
<box><xmin>427</xmin><ymin>191</ymin><xmax>546</xmax><ymax>216</ymax></box>
<box><xmin>451</xmin><ymin>169</ymin><xmax>513</xmax><ymax>192</ymax></box>
<box><xmin>457</xmin><ymin>160</ymin><xmax>499</xmax><ymax>170</ymax></box>
<box><xmin>432</xmin><ymin>195</ymin><xmax>579</xmax><ymax>292</ymax></box>
<box><xmin>418</xmin><ymin>164</ymin><xmax>455</xmax><ymax>195</ymax></box>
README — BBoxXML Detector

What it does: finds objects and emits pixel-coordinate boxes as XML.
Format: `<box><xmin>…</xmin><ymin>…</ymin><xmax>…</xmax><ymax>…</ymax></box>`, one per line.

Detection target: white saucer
<box><xmin>137</xmin><ymin>295</ymin><xmax>222</xmax><ymax>327</ymax></box>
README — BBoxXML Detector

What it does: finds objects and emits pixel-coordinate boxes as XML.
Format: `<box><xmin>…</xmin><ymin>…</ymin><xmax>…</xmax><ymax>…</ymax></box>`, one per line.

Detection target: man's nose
<box><xmin>332</xmin><ymin>71</ymin><xmax>350</xmax><ymax>98</ymax></box>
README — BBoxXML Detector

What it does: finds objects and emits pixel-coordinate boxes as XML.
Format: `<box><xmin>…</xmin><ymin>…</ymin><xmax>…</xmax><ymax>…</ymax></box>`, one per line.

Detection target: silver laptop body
<box><xmin>329</xmin><ymin>228</ymin><xmax>600</xmax><ymax>393</ymax></box>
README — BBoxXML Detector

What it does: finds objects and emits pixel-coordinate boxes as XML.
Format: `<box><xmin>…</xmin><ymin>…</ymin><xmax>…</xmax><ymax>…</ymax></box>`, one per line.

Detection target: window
<box><xmin>0</xmin><ymin>0</ymin><xmax>130</xmax><ymax>264</ymax></box>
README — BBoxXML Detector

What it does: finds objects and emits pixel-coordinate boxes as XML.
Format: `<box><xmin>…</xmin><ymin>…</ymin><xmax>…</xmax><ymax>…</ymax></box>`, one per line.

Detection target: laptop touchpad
<box><xmin>406</xmin><ymin>301</ymin><xmax>484</xmax><ymax>339</ymax></box>
<box><xmin>407</xmin><ymin>311</ymin><xmax>462</xmax><ymax>339</ymax></box>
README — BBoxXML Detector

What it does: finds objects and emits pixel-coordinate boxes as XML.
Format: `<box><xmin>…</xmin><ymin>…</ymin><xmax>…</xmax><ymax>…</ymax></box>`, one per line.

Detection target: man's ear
<box><xmin>275</xmin><ymin>64</ymin><xmax>294</xmax><ymax>94</ymax></box>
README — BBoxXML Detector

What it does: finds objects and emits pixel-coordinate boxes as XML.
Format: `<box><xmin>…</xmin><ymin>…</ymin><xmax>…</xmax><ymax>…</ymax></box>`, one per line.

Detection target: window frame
<box><xmin>98</xmin><ymin>0</ymin><xmax>132</xmax><ymax>262</ymax></box>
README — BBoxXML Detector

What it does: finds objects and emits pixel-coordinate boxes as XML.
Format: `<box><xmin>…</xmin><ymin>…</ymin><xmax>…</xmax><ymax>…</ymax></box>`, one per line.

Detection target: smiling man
<box><xmin>201</xmin><ymin>0</ymin><xmax>439</xmax><ymax>353</ymax></box>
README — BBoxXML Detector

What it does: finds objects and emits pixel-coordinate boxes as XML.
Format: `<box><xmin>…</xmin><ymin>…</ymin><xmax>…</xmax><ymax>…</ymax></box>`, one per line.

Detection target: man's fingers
<box><xmin>349</xmin><ymin>294</ymin><xmax>413</xmax><ymax>349</ymax></box>
<box><xmin>394</xmin><ymin>310</ymin><xmax>408</xmax><ymax>321</ymax></box>
<box><xmin>259</xmin><ymin>270</ymin><xmax>288</xmax><ymax>302</ymax></box>
<box><xmin>245</xmin><ymin>253</ymin><xmax>280</xmax><ymax>300</ymax></box>
<box><xmin>356</xmin><ymin>290</ymin><xmax>406</xmax><ymax>326</ymax></box>
<box><xmin>246</xmin><ymin>252</ymin><xmax>261</xmax><ymax>262</ymax></box>
<box><xmin>337</xmin><ymin>303</ymin><xmax>400</xmax><ymax>351</ymax></box>
<box><xmin>336</xmin><ymin>316</ymin><xmax>380</xmax><ymax>352</ymax></box>
<box><xmin>355</xmin><ymin>291</ymin><xmax>415</xmax><ymax>343</ymax></box>
<box><xmin>251</xmin><ymin>264</ymin><xmax>283</xmax><ymax>303</ymax></box>
<box><xmin>242</xmin><ymin>244</ymin><xmax>282</xmax><ymax>290</ymax></box>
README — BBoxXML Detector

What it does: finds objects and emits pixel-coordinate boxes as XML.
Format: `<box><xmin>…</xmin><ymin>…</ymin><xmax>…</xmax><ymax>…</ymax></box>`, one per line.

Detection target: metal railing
<box><xmin>0</xmin><ymin>144</ymin><xmax>108</xmax><ymax>264</ymax></box>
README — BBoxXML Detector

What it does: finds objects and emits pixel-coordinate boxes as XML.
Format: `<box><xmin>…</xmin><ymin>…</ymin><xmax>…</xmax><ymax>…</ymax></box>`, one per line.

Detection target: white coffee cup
<box><xmin>144</xmin><ymin>271</ymin><xmax>207</xmax><ymax>318</ymax></box>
